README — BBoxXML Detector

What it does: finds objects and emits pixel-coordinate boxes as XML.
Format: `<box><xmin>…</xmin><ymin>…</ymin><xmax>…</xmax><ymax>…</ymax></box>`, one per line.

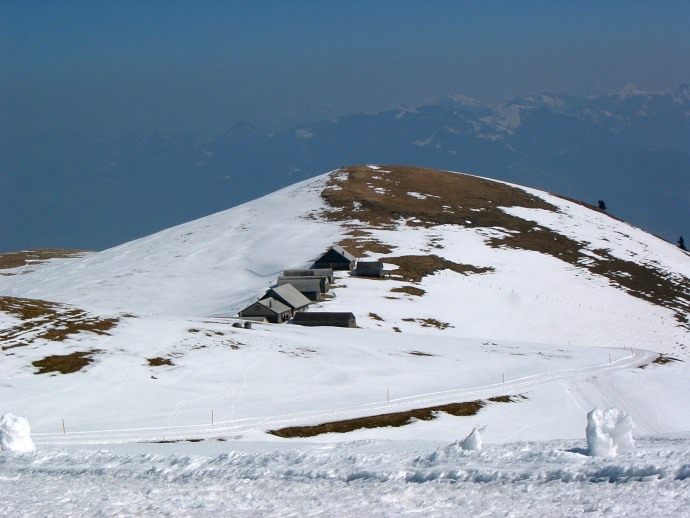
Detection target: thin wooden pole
<box><xmin>61</xmin><ymin>419</ymin><xmax>65</xmax><ymax>434</ymax></box>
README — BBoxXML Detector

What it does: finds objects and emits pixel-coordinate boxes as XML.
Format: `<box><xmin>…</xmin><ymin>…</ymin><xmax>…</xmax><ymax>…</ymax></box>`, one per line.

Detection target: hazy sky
<box><xmin>2</xmin><ymin>0</ymin><xmax>690</xmax><ymax>136</ymax></box>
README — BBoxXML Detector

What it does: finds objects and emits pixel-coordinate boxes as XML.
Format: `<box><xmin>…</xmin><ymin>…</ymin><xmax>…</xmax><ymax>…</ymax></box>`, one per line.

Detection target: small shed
<box><xmin>283</xmin><ymin>268</ymin><xmax>334</xmax><ymax>283</ymax></box>
<box><xmin>279</xmin><ymin>274</ymin><xmax>330</xmax><ymax>294</ymax></box>
<box><xmin>292</xmin><ymin>312</ymin><xmax>357</xmax><ymax>328</ymax></box>
<box><xmin>263</xmin><ymin>284</ymin><xmax>311</xmax><ymax>314</ymax></box>
<box><xmin>312</xmin><ymin>245</ymin><xmax>356</xmax><ymax>271</ymax></box>
<box><xmin>352</xmin><ymin>260</ymin><xmax>384</xmax><ymax>278</ymax></box>
<box><xmin>275</xmin><ymin>278</ymin><xmax>322</xmax><ymax>301</ymax></box>
<box><xmin>237</xmin><ymin>297</ymin><xmax>291</xmax><ymax>324</ymax></box>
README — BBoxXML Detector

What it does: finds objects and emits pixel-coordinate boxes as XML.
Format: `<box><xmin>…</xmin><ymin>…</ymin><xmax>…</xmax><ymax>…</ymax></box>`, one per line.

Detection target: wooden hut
<box><xmin>282</xmin><ymin>268</ymin><xmax>334</xmax><ymax>283</ymax></box>
<box><xmin>278</xmin><ymin>274</ymin><xmax>330</xmax><ymax>294</ymax></box>
<box><xmin>237</xmin><ymin>297</ymin><xmax>291</xmax><ymax>324</ymax></box>
<box><xmin>262</xmin><ymin>284</ymin><xmax>311</xmax><ymax>314</ymax></box>
<box><xmin>312</xmin><ymin>245</ymin><xmax>356</xmax><ymax>271</ymax></box>
<box><xmin>352</xmin><ymin>260</ymin><xmax>385</xmax><ymax>278</ymax></box>
<box><xmin>292</xmin><ymin>312</ymin><xmax>357</xmax><ymax>328</ymax></box>
<box><xmin>275</xmin><ymin>277</ymin><xmax>322</xmax><ymax>301</ymax></box>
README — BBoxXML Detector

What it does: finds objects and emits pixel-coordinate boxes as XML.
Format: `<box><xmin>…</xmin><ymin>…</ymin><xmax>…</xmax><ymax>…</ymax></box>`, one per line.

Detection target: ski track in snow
<box><xmin>30</xmin><ymin>348</ymin><xmax>656</xmax><ymax>446</ymax></box>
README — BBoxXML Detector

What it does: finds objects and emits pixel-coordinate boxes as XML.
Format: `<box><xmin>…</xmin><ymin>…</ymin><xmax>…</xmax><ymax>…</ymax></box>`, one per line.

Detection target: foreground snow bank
<box><xmin>586</xmin><ymin>408</ymin><xmax>634</xmax><ymax>457</ymax></box>
<box><xmin>0</xmin><ymin>413</ymin><xmax>35</xmax><ymax>453</ymax></box>
<box><xmin>0</xmin><ymin>437</ymin><xmax>687</xmax><ymax>516</ymax></box>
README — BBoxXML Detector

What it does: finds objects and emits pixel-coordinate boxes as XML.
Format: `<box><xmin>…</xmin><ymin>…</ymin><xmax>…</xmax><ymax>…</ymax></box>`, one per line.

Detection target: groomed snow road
<box><xmin>31</xmin><ymin>347</ymin><xmax>657</xmax><ymax>446</ymax></box>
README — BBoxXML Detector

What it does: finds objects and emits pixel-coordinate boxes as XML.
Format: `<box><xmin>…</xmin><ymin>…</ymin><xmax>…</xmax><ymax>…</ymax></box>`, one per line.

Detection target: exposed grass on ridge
<box><xmin>320</xmin><ymin>165</ymin><xmax>690</xmax><ymax>331</ymax></box>
<box><xmin>0</xmin><ymin>249</ymin><xmax>89</xmax><ymax>272</ymax></box>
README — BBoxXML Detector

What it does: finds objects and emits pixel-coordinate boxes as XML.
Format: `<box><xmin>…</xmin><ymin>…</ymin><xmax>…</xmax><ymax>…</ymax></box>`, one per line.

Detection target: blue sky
<box><xmin>2</xmin><ymin>0</ymin><xmax>690</xmax><ymax>136</ymax></box>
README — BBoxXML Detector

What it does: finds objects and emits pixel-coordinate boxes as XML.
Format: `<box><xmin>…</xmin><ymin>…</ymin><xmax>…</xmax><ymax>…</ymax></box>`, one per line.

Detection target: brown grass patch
<box><xmin>385</xmin><ymin>255</ymin><xmax>492</xmax><ymax>283</ymax></box>
<box><xmin>391</xmin><ymin>286</ymin><xmax>426</xmax><ymax>297</ymax></box>
<box><xmin>32</xmin><ymin>350</ymin><xmax>99</xmax><ymax>374</ymax></box>
<box><xmin>338</xmin><ymin>229</ymin><xmax>395</xmax><ymax>256</ymax></box>
<box><xmin>488</xmin><ymin>395</ymin><xmax>526</xmax><ymax>403</ymax></box>
<box><xmin>402</xmin><ymin>317</ymin><xmax>453</xmax><ymax>330</ymax></box>
<box><xmin>368</xmin><ymin>312</ymin><xmax>384</xmax><ymax>321</ymax></box>
<box><xmin>270</xmin><ymin>401</ymin><xmax>484</xmax><ymax>438</ymax></box>
<box><xmin>0</xmin><ymin>249</ymin><xmax>89</xmax><ymax>271</ymax></box>
<box><xmin>269</xmin><ymin>395</ymin><xmax>524</xmax><ymax>438</ymax></box>
<box><xmin>408</xmin><ymin>350</ymin><xmax>434</xmax><ymax>357</ymax></box>
<box><xmin>147</xmin><ymin>357</ymin><xmax>174</xmax><ymax>367</ymax></box>
<box><xmin>0</xmin><ymin>296</ymin><xmax>119</xmax><ymax>350</ymax></box>
<box><xmin>652</xmin><ymin>355</ymin><xmax>682</xmax><ymax>366</ymax></box>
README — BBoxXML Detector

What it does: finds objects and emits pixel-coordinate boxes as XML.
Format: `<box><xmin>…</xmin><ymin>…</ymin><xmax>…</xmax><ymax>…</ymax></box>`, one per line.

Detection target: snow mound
<box><xmin>0</xmin><ymin>413</ymin><xmax>36</xmax><ymax>453</ymax></box>
<box><xmin>460</xmin><ymin>425</ymin><xmax>485</xmax><ymax>451</ymax></box>
<box><xmin>586</xmin><ymin>408</ymin><xmax>634</xmax><ymax>457</ymax></box>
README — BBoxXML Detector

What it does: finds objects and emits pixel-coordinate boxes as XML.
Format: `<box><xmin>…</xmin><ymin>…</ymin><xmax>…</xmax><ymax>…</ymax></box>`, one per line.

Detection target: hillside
<box><xmin>0</xmin><ymin>164</ymin><xmax>688</xmax><ymax>438</ymax></box>
<box><xmin>2</xmin><ymin>165</ymin><xmax>689</xmax><ymax>514</ymax></box>
<box><xmin>2</xmin><ymin>165</ymin><xmax>688</xmax><ymax>353</ymax></box>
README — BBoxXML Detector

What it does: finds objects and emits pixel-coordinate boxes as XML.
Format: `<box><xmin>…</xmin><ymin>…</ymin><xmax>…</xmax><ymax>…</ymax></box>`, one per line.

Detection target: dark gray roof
<box><xmin>275</xmin><ymin>277</ymin><xmax>322</xmax><ymax>292</ymax></box>
<box><xmin>239</xmin><ymin>297</ymin><xmax>291</xmax><ymax>317</ymax></box>
<box><xmin>292</xmin><ymin>312</ymin><xmax>356</xmax><ymax>324</ymax></box>
<box><xmin>257</xmin><ymin>297</ymin><xmax>291</xmax><ymax>314</ymax></box>
<box><xmin>330</xmin><ymin>245</ymin><xmax>356</xmax><ymax>262</ymax></box>
<box><xmin>265</xmin><ymin>284</ymin><xmax>311</xmax><ymax>310</ymax></box>
<box><xmin>283</xmin><ymin>268</ymin><xmax>334</xmax><ymax>279</ymax></box>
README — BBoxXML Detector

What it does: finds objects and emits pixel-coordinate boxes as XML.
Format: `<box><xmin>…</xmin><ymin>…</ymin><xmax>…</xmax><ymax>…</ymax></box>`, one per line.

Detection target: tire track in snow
<box><xmin>32</xmin><ymin>348</ymin><xmax>657</xmax><ymax>445</ymax></box>
<box><xmin>563</xmin><ymin>349</ymin><xmax>663</xmax><ymax>435</ymax></box>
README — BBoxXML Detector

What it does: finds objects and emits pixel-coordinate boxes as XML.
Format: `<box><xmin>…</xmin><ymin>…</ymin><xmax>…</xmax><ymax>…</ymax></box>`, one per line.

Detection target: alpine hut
<box><xmin>238</xmin><ymin>298</ymin><xmax>291</xmax><ymax>324</ymax></box>
<box><xmin>312</xmin><ymin>245</ymin><xmax>356</xmax><ymax>271</ymax></box>
<box><xmin>275</xmin><ymin>277</ymin><xmax>323</xmax><ymax>301</ymax></box>
<box><xmin>282</xmin><ymin>268</ymin><xmax>334</xmax><ymax>283</ymax></box>
<box><xmin>278</xmin><ymin>274</ymin><xmax>330</xmax><ymax>294</ymax></box>
<box><xmin>292</xmin><ymin>312</ymin><xmax>357</xmax><ymax>328</ymax></box>
<box><xmin>262</xmin><ymin>284</ymin><xmax>311</xmax><ymax>314</ymax></box>
<box><xmin>352</xmin><ymin>260</ymin><xmax>385</xmax><ymax>278</ymax></box>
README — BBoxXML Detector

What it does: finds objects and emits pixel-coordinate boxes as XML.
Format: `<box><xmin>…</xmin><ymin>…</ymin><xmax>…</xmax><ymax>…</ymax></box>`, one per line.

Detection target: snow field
<box><xmin>7</xmin><ymin>315</ymin><xmax>646</xmax><ymax>443</ymax></box>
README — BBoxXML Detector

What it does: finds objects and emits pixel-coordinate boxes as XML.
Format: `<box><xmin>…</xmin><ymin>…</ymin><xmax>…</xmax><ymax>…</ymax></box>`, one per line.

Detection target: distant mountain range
<box><xmin>2</xmin><ymin>85</ymin><xmax>689</xmax><ymax>252</ymax></box>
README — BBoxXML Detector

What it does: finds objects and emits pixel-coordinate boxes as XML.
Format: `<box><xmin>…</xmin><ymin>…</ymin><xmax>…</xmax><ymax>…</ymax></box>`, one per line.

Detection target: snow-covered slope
<box><xmin>2</xmin><ymin>165</ymin><xmax>689</xmax><ymax>514</ymax></box>
<box><xmin>0</xmin><ymin>175</ymin><xmax>342</xmax><ymax>317</ymax></box>
<box><xmin>2</xmin><ymin>165</ymin><xmax>688</xmax><ymax>349</ymax></box>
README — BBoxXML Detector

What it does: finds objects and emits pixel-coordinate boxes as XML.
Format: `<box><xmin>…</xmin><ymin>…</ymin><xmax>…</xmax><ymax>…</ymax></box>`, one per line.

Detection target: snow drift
<box><xmin>586</xmin><ymin>408</ymin><xmax>635</xmax><ymax>457</ymax></box>
<box><xmin>460</xmin><ymin>425</ymin><xmax>485</xmax><ymax>451</ymax></box>
<box><xmin>0</xmin><ymin>413</ymin><xmax>35</xmax><ymax>453</ymax></box>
